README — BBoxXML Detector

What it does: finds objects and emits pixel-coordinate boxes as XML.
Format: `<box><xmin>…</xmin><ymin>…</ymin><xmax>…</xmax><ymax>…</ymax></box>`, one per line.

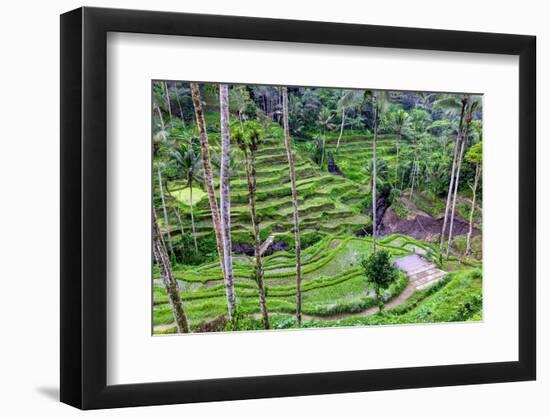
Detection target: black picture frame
<box><xmin>60</xmin><ymin>6</ymin><xmax>536</xmax><ymax>410</ymax></box>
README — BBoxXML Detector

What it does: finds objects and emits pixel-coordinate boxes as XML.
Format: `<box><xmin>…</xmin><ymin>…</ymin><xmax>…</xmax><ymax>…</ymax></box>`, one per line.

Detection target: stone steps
<box><xmin>394</xmin><ymin>253</ymin><xmax>446</xmax><ymax>291</ymax></box>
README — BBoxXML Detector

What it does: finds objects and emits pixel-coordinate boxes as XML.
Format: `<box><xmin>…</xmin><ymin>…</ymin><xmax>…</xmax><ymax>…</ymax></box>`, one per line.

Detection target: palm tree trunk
<box><xmin>465</xmin><ymin>162</ymin><xmax>480</xmax><ymax>256</ymax></box>
<box><xmin>396</xmin><ymin>129</ymin><xmax>401</xmax><ymax>161</ymax></box>
<box><xmin>188</xmin><ymin>178</ymin><xmax>199</xmax><ymax>254</ymax></box>
<box><xmin>245</xmin><ymin>149</ymin><xmax>270</xmax><ymax>329</ymax></box>
<box><xmin>218</xmin><ymin>84</ymin><xmax>237</xmax><ymax>319</ymax></box>
<box><xmin>446</xmin><ymin>132</ymin><xmax>467</xmax><ymax>260</ymax></box>
<box><xmin>410</xmin><ymin>160</ymin><xmax>417</xmax><ymax>199</ymax></box>
<box><xmin>172</xmin><ymin>81</ymin><xmax>186</xmax><ymax>128</ymax></box>
<box><xmin>172</xmin><ymin>207</ymin><xmax>186</xmax><ymax>259</ymax></box>
<box><xmin>282</xmin><ymin>87</ymin><xmax>303</xmax><ymax>326</ymax></box>
<box><xmin>438</xmin><ymin>98</ymin><xmax>467</xmax><ymax>263</ymax></box>
<box><xmin>163</xmin><ymin>81</ymin><xmax>172</xmax><ymax>119</ymax></box>
<box><xmin>336</xmin><ymin>107</ymin><xmax>346</xmax><ymax>150</ymax></box>
<box><xmin>190</xmin><ymin>82</ymin><xmax>233</xmax><ymax>318</ymax></box>
<box><xmin>155</xmin><ymin>106</ymin><xmax>165</xmax><ymax>131</ymax></box>
<box><xmin>157</xmin><ymin>163</ymin><xmax>175</xmax><ymax>260</ymax></box>
<box><xmin>320</xmin><ymin>132</ymin><xmax>326</xmax><ymax>169</ymax></box>
<box><xmin>396</xmin><ymin>128</ymin><xmax>401</xmax><ymax>185</ymax></box>
<box><xmin>372</xmin><ymin>103</ymin><xmax>378</xmax><ymax>254</ymax></box>
<box><xmin>152</xmin><ymin>209</ymin><xmax>189</xmax><ymax>333</ymax></box>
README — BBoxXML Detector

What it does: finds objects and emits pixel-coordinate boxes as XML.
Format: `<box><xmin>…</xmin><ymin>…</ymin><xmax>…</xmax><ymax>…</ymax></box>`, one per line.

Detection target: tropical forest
<box><xmin>152</xmin><ymin>81</ymin><xmax>483</xmax><ymax>334</ymax></box>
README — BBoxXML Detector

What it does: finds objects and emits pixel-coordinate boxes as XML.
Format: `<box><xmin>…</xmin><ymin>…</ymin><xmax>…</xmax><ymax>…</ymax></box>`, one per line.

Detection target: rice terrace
<box><xmin>152</xmin><ymin>82</ymin><xmax>483</xmax><ymax>334</ymax></box>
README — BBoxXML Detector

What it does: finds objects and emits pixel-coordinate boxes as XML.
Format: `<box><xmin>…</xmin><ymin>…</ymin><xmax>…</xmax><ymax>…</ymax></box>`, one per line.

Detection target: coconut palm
<box><xmin>218</xmin><ymin>83</ymin><xmax>237</xmax><ymax>319</ymax></box>
<box><xmin>229</xmin><ymin>85</ymin><xmax>252</xmax><ymax>130</ymax></box>
<box><xmin>436</xmin><ymin>94</ymin><xmax>469</xmax><ymax>263</ymax></box>
<box><xmin>234</xmin><ymin>122</ymin><xmax>270</xmax><ymax>329</ymax></box>
<box><xmin>464</xmin><ymin>141</ymin><xmax>482</xmax><ymax>256</ymax></box>
<box><xmin>317</xmin><ymin>107</ymin><xmax>335</xmax><ymax>168</ymax></box>
<box><xmin>190</xmin><ymin>82</ymin><xmax>236</xmax><ymax>320</ymax></box>
<box><xmin>347</xmin><ymin>113</ymin><xmax>365</xmax><ymax>135</ymax></box>
<box><xmin>152</xmin><ymin>209</ymin><xmax>189</xmax><ymax>333</ymax></box>
<box><xmin>366</xmin><ymin>90</ymin><xmax>389</xmax><ymax>254</ymax></box>
<box><xmin>172</xmin><ymin>81</ymin><xmax>186</xmax><ymax>127</ymax></box>
<box><xmin>335</xmin><ymin>90</ymin><xmax>364</xmax><ymax>150</ymax></box>
<box><xmin>152</xmin><ymin>101</ymin><xmax>176</xmax><ymax>260</ymax></box>
<box><xmin>155</xmin><ymin>161</ymin><xmax>175</xmax><ymax>260</ymax></box>
<box><xmin>162</xmin><ymin>81</ymin><xmax>172</xmax><ymax>120</ymax></box>
<box><xmin>170</xmin><ymin>143</ymin><xmax>202</xmax><ymax>254</ymax></box>
<box><xmin>446</xmin><ymin>97</ymin><xmax>480</xmax><ymax>260</ymax></box>
<box><xmin>282</xmin><ymin>86</ymin><xmax>303</xmax><ymax>326</ymax></box>
<box><xmin>386</xmin><ymin>108</ymin><xmax>410</xmax><ymax>162</ymax></box>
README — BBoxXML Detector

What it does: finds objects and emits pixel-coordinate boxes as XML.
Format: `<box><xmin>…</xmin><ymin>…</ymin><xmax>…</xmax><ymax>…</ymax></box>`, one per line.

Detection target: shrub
<box><xmin>361</xmin><ymin>249</ymin><xmax>399</xmax><ymax>310</ymax></box>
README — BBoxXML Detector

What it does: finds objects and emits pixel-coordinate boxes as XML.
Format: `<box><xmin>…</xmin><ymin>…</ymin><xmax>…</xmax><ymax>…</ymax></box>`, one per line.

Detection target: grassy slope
<box><xmin>153</xmin><ymin>233</ymin><xmax>482</xmax><ymax>329</ymax></box>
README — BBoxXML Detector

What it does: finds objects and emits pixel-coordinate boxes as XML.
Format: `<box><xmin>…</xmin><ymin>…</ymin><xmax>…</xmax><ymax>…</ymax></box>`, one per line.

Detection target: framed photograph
<box><xmin>60</xmin><ymin>6</ymin><xmax>536</xmax><ymax>409</ymax></box>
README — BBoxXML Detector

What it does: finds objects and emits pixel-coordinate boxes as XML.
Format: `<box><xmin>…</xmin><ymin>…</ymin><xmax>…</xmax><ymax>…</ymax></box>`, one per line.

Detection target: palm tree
<box><xmin>163</xmin><ymin>81</ymin><xmax>172</xmax><ymax>120</ymax></box>
<box><xmin>172</xmin><ymin>81</ymin><xmax>186</xmax><ymax>127</ymax></box>
<box><xmin>218</xmin><ymin>84</ymin><xmax>237</xmax><ymax>319</ymax></box>
<box><xmin>317</xmin><ymin>107</ymin><xmax>335</xmax><ymax>169</ymax></box>
<box><xmin>446</xmin><ymin>97</ymin><xmax>480</xmax><ymax>260</ymax></box>
<box><xmin>190</xmin><ymin>82</ymin><xmax>235</xmax><ymax>320</ymax></box>
<box><xmin>229</xmin><ymin>85</ymin><xmax>251</xmax><ymax>131</ymax></box>
<box><xmin>347</xmin><ymin>114</ymin><xmax>365</xmax><ymax>135</ymax></box>
<box><xmin>170</xmin><ymin>143</ymin><xmax>201</xmax><ymax>254</ymax></box>
<box><xmin>234</xmin><ymin>123</ymin><xmax>270</xmax><ymax>329</ymax></box>
<box><xmin>437</xmin><ymin>94</ymin><xmax>469</xmax><ymax>264</ymax></box>
<box><xmin>335</xmin><ymin>90</ymin><xmax>364</xmax><ymax>150</ymax></box>
<box><xmin>386</xmin><ymin>108</ymin><xmax>410</xmax><ymax>163</ymax></box>
<box><xmin>465</xmin><ymin>142</ymin><xmax>482</xmax><ymax>256</ymax></box>
<box><xmin>367</xmin><ymin>90</ymin><xmax>389</xmax><ymax>254</ymax></box>
<box><xmin>155</xmin><ymin>161</ymin><xmax>176</xmax><ymax>261</ymax></box>
<box><xmin>152</xmin><ymin>209</ymin><xmax>189</xmax><ymax>333</ymax></box>
<box><xmin>152</xmin><ymin>97</ymin><xmax>177</xmax><ymax>260</ymax></box>
<box><xmin>282</xmin><ymin>86</ymin><xmax>303</xmax><ymax>326</ymax></box>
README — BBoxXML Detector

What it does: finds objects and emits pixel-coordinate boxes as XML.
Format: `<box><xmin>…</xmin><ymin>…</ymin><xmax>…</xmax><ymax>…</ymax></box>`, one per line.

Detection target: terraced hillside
<box><xmin>325</xmin><ymin>135</ymin><xmax>403</xmax><ymax>183</ymax></box>
<box><xmin>163</xmin><ymin>135</ymin><xmax>371</xmax><ymax>246</ymax></box>
<box><xmin>153</xmin><ymin>233</ymin><xmax>482</xmax><ymax>333</ymax></box>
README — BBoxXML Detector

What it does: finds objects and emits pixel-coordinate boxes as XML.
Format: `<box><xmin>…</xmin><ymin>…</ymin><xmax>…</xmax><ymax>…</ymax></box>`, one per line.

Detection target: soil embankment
<box><xmin>379</xmin><ymin>207</ymin><xmax>478</xmax><ymax>240</ymax></box>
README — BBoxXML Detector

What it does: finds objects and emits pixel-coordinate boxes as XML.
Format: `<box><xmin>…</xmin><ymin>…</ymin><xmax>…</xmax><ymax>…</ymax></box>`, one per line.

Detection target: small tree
<box><xmin>361</xmin><ymin>249</ymin><xmax>398</xmax><ymax>311</ymax></box>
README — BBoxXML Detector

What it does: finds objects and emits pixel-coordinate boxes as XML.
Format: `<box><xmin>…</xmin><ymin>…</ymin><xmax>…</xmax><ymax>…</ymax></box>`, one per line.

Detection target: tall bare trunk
<box><xmin>336</xmin><ymin>107</ymin><xmax>346</xmax><ymax>150</ymax></box>
<box><xmin>172</xmin><ymin>207</ymin><xmax>186</xmax><ymax>258</ymax></box>
<box><xmin>165</xmin><ymin>181</ymin><xmax>186</xmax><ymax>258</ymax></box>
<box><xmin>245</xmin><ymin>149</ymin><xmax>270</xmax><ymax>329</ymax></box>
<box><xmin>163</xmin><ymin>81</ymin><xmax>172</xmax><ymax>119</ymax></box>
<box><xmin>282</xmin><ymin>87</ymin><xmax>302</xmax><ymax>326</ymax></box>
<box><xmin>219</xmin><ymin>84</ymin><xmax>237</xmax><ymax>319</ymax></box>
<box><xmin>410</xmin><ymin>160</ymin><xmax>417</xmax><ymax>199</ymax></box>
<box><xmin>446</xmin><ymin>130</ymin><xmax>467</xmax><ymax>260</ymax></box>
<box><xmin>172</xmin><ymin>81</ymin><xmax>186</xmax><ymax>128</ymax></box>
<box><xmin>439</xmin><ymin>97</ymin><xmax>467</xmax><ymax>263</ymax></box>
<box><xmin>320</xmin><ymin>132</ymin><xmax>326</xmax><ymax>168</ymax></box>
<box><xmin>465</xmin><ymin>162</ymin><xmax>479</xmax><ymax>256</ymax></box>
<box><xmin>396</xmin><ymin>128</ymin><xmax>401</xmax><ymax>161</ymax></box>
<box><xmin>188</xmin><ymin>178</ymin><xmax>199</xmax><ymax>254</ymax></box>
<box><xmin>157</xmin><ymin>163</ymin><xmax>175</xmax><ymax>260</ymax></box>
<box><xmin>152</xmin><ymin>209</ymin><xmax>189</xmax><ymax>333</ymax></box>
<box><xmin>190</xmin><ymin>82</ymin><xmax>233</xmax><ymax>319</ymax></box>
<box><xmin>372</xmin><ymin>103</ymin><xmax>378</xmax><ymax>254</ymax></box>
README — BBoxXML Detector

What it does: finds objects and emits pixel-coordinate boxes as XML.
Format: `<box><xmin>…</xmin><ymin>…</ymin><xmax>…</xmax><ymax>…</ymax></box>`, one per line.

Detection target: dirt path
<box><xmin>299</xmin><ymin>283</ymin><xmax>418</xmax><ymax>321</ymax></box>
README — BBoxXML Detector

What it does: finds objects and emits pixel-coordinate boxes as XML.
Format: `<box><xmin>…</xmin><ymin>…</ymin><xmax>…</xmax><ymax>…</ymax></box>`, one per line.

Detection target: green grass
<box><xmin>169</xmin><ymin>187</ymin><xmax>207</xmax><ymax>206</ymax></box>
